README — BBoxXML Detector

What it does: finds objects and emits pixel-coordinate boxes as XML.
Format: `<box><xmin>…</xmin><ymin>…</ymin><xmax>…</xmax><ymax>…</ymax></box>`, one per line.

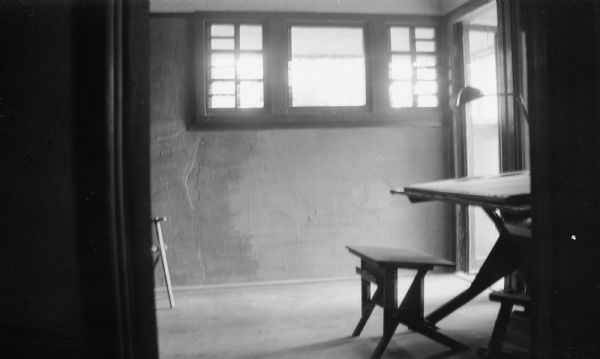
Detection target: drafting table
<box><xmin>391</xmin><ymin>171</ymin><xmax>531</xmax><ymax>325</ymax></box>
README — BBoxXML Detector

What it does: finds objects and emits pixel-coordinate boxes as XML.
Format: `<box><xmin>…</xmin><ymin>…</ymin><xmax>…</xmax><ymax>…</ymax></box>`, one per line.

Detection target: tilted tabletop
<box><xmin>391</xmin><ymin>171</ymin><xmax>531</xmax><ymax>215</ymax></box>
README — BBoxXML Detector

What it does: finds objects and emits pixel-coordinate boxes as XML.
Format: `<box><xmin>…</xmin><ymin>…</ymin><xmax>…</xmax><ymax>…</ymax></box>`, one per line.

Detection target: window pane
<box><xmin>390</xmin><ymin>27</ymin><xmax>410</xmax><ymax>51</ymax></box>
<box><xmin>416</xmin><ymin>67</ymin><xmax>436</xmax><ymax>80</ymax></box>
<box><xmin>210</xmin><ymin>95</ymin><xmax>235</xmax><ymax>108</ymax></box>
<box><xmin>209</xmin><ymin>81</ymin><xmax>235</xmax><ymax>95</ymax></box>
<box><xmin>415</xmin><ymin>81</ymin><xmax>438</xmax><ymax>95</ymax></box>
<box><xmin>211</xmin><ymin>66</ymin><xmax>235</xmax><ymax>80</ymax></box>
<box><xmin>291</xmin><ymin>27</ymin><xmax>364</xmax><ymax>56</ymax></box>
<box><xmin>415</xmin><ymin>40</ymin><xmax>435</xmax><ymax>52</ymax></box>
<box><xmin>211</xmin><ymin>24</ymin><xmax>234</xmax><ymax>37</ymax></box>
<box><xmin>207</xmin><ymin>23</ymin><xmax>265</xmax><ymax>111</ymax></box>
<box><xmin>211</xmin><ymin>53</ymin><xmax>235</xmax><ymax>67</ymax></box>
<box><xmin>415</xmin><ymin>27</ymin><xmax>435</xmax><ymax>39</ymax></box>
<box><xmin>211</xmin><ymin>38</ymin><xmax>234</xmax><ymax>50</ymax></box>
<box><xmin>239</xmin><ymin>81</ymin><xmax>264</xmax><ymax>108</ymax></box>
<box><xmin>240</xmin><ymin>25</ymin><xmax>262</xmax><ymax>50</ymax></box>
<box><xmin>469</xmin><ymin>31</ymin><xmax>495</xmax><ymax>54</ymax></box>
<box><xmin>390</xmin><ymin>81</ymin><xmax>412</xmax><ymax>108</ymax></box>
<box><xmin>389</xmin><ymin>54</ymin><xmax>412</xmax><ymax>80</ymax></box>
<box><xmin>289</xmin><ymin>26</ymin><xmax>366</xmax><ymax>107</ymax></box>
<box><xmin>414</xmin><ymin>55</ymin><xmax>436</xmax><ymax>67</ymax></box>
<box><xmin>237</xmin><ymin>53</ymin><xmax>263</xmax><ymax>80</ymax></box>
<box><xmin>417</xmin><ymin>95</ymin><xmax>438</xmax><ymax>107</ymax></box>
<box><xmin>387</xmin><ymin>26</ymin><xmax>439</xmax><ymax>109</ymax></box>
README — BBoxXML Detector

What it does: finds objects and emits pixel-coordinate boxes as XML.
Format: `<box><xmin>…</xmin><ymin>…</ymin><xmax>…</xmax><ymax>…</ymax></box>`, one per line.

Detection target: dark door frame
<box><xmin>5</xmin><ymin>1</ymin><xmax>158</xmax><ymax>356</ymax></box>
<box><xmin>90</xmin><ymin>1</ymin><xmax>158</xmax><ymax>357</ymax></box>
<box><xmin>108</xmin><ymin>1</ymin><xmax>158</xmax><ymax>357</ymax></box>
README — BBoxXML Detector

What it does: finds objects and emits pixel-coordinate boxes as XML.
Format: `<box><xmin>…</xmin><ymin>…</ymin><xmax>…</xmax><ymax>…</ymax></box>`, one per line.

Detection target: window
<box><xmin>288</xmin><ymin>26</ymin><xmax>366</xmax><ymax>108</ymax></box>
<box><xmin>193</xmin><ymin>13</ymin><xmax>443</xmax><ymax>127</ymax></box>
<box><xmin>388</xmin><ymin>26</ymin><xmax>438</xmax><ymax>108</ymax></box>
<box><xmin>208</xmin><ymin>23</ymin><xmax>264</xmax><ymax>109</ymax></box>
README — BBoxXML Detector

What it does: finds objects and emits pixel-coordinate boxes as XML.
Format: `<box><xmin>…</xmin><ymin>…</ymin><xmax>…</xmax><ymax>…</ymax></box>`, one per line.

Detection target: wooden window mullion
<box><xmin>234</xmin><ymin>23</ymin><xmax>240</xmax><ymax>108</ymax></box>
<box><xmin>410</xmin><ymin>26</ymin><xmax>417</xmax><ymax>107</ymax></box>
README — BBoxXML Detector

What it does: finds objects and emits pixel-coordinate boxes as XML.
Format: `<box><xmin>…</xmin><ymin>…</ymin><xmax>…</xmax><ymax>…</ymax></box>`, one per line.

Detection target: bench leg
<box><xmin>352</xmin><ymin>281</ymin><xmax>381</xmax><ymax>337</ymax></box>
<box><xmin>371</xmin><ymin>306</ymin><xmax>398</xmax><ymax>359</ymax></box>
<box><xmin>398</xmin><ymin>268</ymin><xmax>426</xmax><ymax>322</ymax></box>
<box><xmin>371</xmin><ymin>267</ymin><xmax>399</xmax><ymax>359</ymax></box>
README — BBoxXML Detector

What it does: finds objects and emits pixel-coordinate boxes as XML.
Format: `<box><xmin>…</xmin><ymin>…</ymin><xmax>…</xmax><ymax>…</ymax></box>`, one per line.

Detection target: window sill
<box><xmin>188</xmin><ymin>108</ymin><xmax>445</xmax><ymax>130</ymax></box>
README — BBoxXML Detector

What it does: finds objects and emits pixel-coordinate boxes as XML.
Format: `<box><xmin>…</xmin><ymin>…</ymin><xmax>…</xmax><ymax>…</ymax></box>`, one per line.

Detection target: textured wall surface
<box><xmin>150</xmin><ymin>17</ymin><xmax>452</xmax><ymax>286</ymax></box>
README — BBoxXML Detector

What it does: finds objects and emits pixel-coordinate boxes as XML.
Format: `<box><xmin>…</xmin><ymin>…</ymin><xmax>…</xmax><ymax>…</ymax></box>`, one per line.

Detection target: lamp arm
<box><xmin>516</xmin><ymin>94</ymin><xmax>529</xmax><ymax>120</ymax></box>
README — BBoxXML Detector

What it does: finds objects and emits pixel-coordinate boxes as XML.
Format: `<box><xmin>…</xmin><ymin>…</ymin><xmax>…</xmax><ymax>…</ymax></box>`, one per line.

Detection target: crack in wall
<box><xmin>155</xmin><ymin>128</ymin><xmax>183</xmax><ymax>142</ymax></box>
<box><xmin>183</xmin><ymin>138</ymin><xmax>201</xmax><ymax>210</ymax></box>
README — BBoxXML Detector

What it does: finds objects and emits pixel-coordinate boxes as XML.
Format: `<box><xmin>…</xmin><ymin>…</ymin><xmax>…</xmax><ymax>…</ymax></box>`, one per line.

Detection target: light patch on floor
<box><xmin>156</xmin><ymin>273</ymin><xmax>501</xmax><ymax>359</ymax></box>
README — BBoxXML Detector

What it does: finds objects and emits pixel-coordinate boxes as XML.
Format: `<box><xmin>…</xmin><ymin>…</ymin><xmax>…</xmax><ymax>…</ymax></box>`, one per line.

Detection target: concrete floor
<box><xmin>156</xmin><ymin>273</ymin><xmax>508</xmax><ymax>359</ymax></box>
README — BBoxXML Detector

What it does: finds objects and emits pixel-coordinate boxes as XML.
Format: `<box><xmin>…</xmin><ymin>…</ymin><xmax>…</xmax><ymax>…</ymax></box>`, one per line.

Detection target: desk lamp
<box><xmin>456</xmin><ymin>86</ymin><xmax>484</xmax><ymax>107</ymax></box>
<box><xmin>455</xmin><ymin>85</ymin><xmax>529</xmax><ymax>121</ymax></box>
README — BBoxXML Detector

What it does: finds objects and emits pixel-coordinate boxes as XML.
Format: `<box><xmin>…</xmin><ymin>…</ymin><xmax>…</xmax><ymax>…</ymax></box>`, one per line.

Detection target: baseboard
<box><xmin>154</xmin><ymin>276</ymin><xmax>357</xmax><ymax>293</ymax></box>
<box><xmin>154</xmin><ymin>270</ymin><xmax>460</xmax><ymax>293</ymax></box>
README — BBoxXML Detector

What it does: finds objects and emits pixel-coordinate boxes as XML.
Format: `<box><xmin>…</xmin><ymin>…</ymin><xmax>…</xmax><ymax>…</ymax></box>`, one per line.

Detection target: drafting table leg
<box><xmin>425</xmin><ymin>233</ymin><xmax>521</xmax><ymax>325</ymax></box>
<box><xmin>397</xmin><ymin>269</ymin><xmax>467</xmax><ymax>350</ymax></box>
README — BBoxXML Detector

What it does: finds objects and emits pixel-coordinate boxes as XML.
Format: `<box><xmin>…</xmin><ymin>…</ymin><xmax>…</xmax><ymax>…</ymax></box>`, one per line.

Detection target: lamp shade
<box><xmin>456</xmin><ymin>86</ymin><xmax>484</xmax><ymax>107</ymax></box>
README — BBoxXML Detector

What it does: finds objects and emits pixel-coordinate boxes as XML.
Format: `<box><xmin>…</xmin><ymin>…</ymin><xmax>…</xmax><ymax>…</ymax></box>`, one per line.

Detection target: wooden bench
<box><xmin>347</xmin><ymin>245</ymin><xmax>466</xmax><ymax>358</ymax></box>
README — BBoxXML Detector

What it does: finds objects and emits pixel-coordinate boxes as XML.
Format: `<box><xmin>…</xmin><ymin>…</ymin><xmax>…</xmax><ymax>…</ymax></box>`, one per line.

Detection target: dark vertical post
<box><xmin>1</xmin><ymin>0</ymin><xmax>155</xmax><ymax>357</ymax></box>
<box><xmin>526</xmin><ymin>1</ymin><xmax>600</xmax><ymax>358</ymax></box>
<box><xmin>121</xmin><ymin>1</ymin><xmax>158</xmax><ymax>357</ymax></box>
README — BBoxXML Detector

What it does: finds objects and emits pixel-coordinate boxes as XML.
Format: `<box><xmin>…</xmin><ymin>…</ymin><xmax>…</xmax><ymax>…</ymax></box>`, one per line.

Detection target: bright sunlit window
<box><xmin>288</xmin><ymin>26</ymin><xmax>366</xmax><ymax>107</ymax></box>
<box><xmin>467</xmin><ymin>30</ymin><xmax>498</xmax><ymax>125</ymax></box>
<box><xmin>388</xmin><ymin>26</ymin><xmax>438</xmax><ymax>108</ymax></box>
<box><xmin>195</xmin><ymin>14</ymin><xmax>443</xmax><ymax>126</ymax></box>
<box><xmin>208</xmin><ymin>23</ymin><xmax>264</xmax><ymax>109</ymax></box>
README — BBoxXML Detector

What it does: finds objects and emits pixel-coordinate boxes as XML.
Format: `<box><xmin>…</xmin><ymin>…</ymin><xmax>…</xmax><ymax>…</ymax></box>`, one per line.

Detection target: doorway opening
<box><xmin>460</xmin><ymin>3</ymin><xmax>500</xmax><ymax>272</ymax></box>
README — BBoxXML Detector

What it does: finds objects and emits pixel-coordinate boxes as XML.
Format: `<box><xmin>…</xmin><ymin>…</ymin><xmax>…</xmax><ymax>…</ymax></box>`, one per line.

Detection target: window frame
<box><xmin>208</xmin><ymin>23</ymin><xmax>265</xmax><ymax>110</ymax></box>
<box><xmin>191</xmin><ymin>12</ymin><xmax>444</xmax><ymax>129</ymax></box>
<box><xmin>200</xmin><ymin>18</ymin><xmax>269</xmax><ymax>117</ymax></box>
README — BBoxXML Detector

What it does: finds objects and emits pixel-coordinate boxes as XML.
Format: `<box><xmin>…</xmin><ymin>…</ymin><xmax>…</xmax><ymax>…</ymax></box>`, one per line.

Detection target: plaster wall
<box><xmin>151</xmin><ymin>17</ymin><xmax>453</xmax><ymax>286</ymax></box>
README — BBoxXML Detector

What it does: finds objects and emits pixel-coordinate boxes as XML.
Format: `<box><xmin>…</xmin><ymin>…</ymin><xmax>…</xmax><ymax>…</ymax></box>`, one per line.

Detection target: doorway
<box><xmin>461</xmin><ymin>3</ymin><xmax>500</xmax><ymax>272</ymax></box>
